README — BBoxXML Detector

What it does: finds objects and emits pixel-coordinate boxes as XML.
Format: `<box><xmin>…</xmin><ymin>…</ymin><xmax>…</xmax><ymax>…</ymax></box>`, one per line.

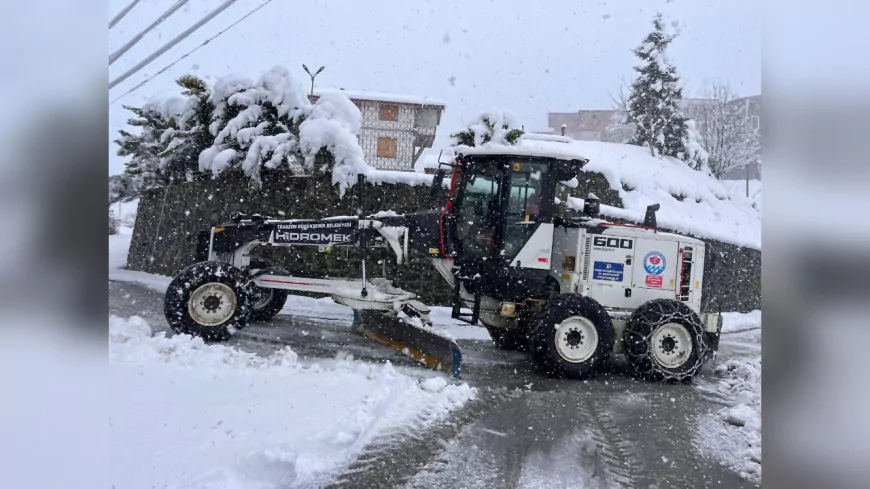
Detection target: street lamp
<box><xmin>302</xmin><ymin>64</ymin><xmax>325</xmax><ymax>96</ymax></box>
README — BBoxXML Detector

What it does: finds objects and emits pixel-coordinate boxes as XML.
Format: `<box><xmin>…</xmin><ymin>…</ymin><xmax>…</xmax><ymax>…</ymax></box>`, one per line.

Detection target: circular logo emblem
<box><xmin>643</xmin><ymin>251</ymin><xmax>666</xmax><ymax>275</ymax></box>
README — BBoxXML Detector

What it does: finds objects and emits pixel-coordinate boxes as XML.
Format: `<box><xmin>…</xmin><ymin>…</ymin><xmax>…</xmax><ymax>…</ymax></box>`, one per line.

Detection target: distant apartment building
<box><xmin>309</xmin><ymin>88</ymin><xmax>445</xmax><ymax>171</ymax></box>
<box><xmin>547</xmin><ymin>110</ymin><xmax>619</xmax><ymax>142</ymax></box>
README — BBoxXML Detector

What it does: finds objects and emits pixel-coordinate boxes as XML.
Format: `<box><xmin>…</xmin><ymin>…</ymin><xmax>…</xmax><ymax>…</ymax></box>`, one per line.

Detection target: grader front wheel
<box><xmin>164</xmin><ymin>261</ymin><xmax>253</xmax><ymax>342</ymax></box>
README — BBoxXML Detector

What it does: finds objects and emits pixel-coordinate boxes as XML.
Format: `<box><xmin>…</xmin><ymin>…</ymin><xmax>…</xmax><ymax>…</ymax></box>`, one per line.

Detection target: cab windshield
<box><xmin>453</xmin><ymin>159</ymin><xmax>550</xmax><ymax>263</ymax></box>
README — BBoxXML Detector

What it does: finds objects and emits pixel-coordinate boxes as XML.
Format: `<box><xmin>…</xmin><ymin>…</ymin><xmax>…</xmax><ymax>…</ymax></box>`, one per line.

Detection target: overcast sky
<box><xmin>108</xmin><ymin>0</ymin><xmax>762</xmax><ymax>175</ymax></box>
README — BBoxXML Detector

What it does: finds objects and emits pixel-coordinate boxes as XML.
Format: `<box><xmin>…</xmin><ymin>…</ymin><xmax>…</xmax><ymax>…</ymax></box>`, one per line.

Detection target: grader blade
<box><xmin>353</xmin><ymin>309</ymin><xmax>463</xmax><ymax>378</ymax></box>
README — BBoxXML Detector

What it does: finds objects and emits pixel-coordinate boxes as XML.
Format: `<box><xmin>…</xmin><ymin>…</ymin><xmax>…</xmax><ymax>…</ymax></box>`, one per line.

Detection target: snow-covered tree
<box><xmin>160</xmin><ymin>75</ymin><xmax>215</xmax><ymax>182</ymax></box>
<box><xmin>109</xmin><ymin>174</ymin><xmax>137</xmax><ymax>203</ymax></box>
<box><xmin>114</xmin><ymin>103</ymin><xmax>181</xmax><ymax>189</ymax></box>
<box><xmin>109</xmin><ymin>208</ymin><xmax>118</xmax><ymax>235</ymax></box>
<box><xmin>606</xmin><ymin>78</ymin><xmax>635</xmax><ymax>143</ymax></box>
<box><xmin>199</xmin><ymin>67</ymin><xmax>313</xmax><ymax>183</ymax></box>
<box><xmin>450</xmin><ymin>110</ymin><xmax>525</xmax><ymax>148</ymax></box>
<box><xmin>198</xmin><ymin>66</ymin><xmax>368</xmax><ymax>193</ymax></box>
<box><xmin>624</xmin><ymin>14</ymin><xmax>706</xmax><ymax>170</ymax></box>
<box><xmin>694</xmin><ymin>82</ymin><xmax>761</xmax><ymax>179</ymax></box>
<box><xmin>115</xmin><ymin>66</ymin><xmax>372</xmax><ymax>196</ymax></box>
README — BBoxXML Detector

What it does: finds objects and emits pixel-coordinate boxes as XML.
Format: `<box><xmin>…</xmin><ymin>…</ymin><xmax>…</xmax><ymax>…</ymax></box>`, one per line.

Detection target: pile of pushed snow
<box><xmin>454</xmin><ymin>134</ymin><xmax>760</xmax><ymax>249</ymax></box>
<box><xmin>708</xmin><ymin>356</ymin><xmax>762</xmax><ymax>482</ymax></box>
<box><xmin>721</xmin><ymin>310</ymin><xmax>762</xmax><ymax>334</ymax></box>
<box><xmin>695</xmin><ymin>310</ymin><xmax>761</xmax><ymax>483</ymax></box>
<box><xmin>109</xmin><ymin>315</ymin><xmax>476</xmax><ymax>489</ymax></box>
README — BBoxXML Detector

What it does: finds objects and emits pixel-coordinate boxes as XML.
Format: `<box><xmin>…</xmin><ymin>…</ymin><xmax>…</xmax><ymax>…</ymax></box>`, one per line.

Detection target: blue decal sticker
<box><xmin>593</xmin><ymin>261</ymin><xmax>624</xmax><ymax>282</ymax></box>
<box><xmin>643</xmin><ymin>251</ymin><xmax>666</xmax><ymax>275</ymax></box>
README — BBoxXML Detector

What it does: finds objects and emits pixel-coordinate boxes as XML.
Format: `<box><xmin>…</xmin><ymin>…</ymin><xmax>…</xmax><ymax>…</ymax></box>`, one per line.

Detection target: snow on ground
<box><xmin>721</xmin><ymin>179</ymin><xmax>762</xmax><ymax>211</ymax></box>
<box><xmin>109</xmin><ymin>226</ymin><xmax>173</xmax><ymax>291</ymax></box>
<box><xmin>109</xmin><ymin>315</ymin><xmax>476</xmax><ymax>489</ymax></box>
<box><xmin>695</xmin><ymin>311</ymin><xmax>762</xmax><ymax>484</ymax></box>
<box><xmin>109</xmin><ymin>198</ymin><xmax>139</xmax><ymax>227</ymax></box>
<box><xmin>109</xmin><ymin>226</ymin><xmax>492</xmax><ymax>342</ymax></box>
<box><xmin>721</xmin><ymin>309</ymin><xmax>762</xmax><ymax>334</ymax></box>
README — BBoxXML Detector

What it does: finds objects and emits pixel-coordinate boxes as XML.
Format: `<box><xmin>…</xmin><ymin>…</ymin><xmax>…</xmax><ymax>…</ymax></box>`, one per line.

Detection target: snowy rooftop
<box><xmin>312</xmin><ymin>88</ymin><xmax>446</xmax><ymax>107</ymax></box>
<box><xmin>455</xmin><ymin>134</ymin><xmax>590</xmax><ymax>162</ymax></box>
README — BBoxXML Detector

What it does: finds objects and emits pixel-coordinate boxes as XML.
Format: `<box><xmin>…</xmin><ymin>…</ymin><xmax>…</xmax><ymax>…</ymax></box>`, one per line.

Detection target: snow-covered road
<box><xmin>109</xmin><ymin>228</ymin><xmax>762</xmax><ymax>488</ymax></box>
<box><xmin>110</xmin><ymin>315</ymin><xmax>476</xmax><ymax>489</ymax></box>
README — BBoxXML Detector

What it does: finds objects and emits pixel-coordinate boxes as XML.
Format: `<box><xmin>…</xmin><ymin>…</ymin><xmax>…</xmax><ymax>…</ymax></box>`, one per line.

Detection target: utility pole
<box><xmin>745</xmin><ymin>165</ymin><xmax>749</xmax><ymax>198</ymax></box>
<box><xmin>302</xmin><ymin>64</ymin><xmax>325</xmax><ymax>96</ymax></box>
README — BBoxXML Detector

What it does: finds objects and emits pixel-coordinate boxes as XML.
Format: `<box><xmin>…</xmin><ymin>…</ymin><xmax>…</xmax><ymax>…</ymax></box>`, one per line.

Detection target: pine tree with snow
<box><xmin>115</xmin><ymin>105</ymin><xmax>179</xmax><ymax>189</ymax></box>
<box><xmin>160</xmin><ymin>75</ymin><xmax>215</xmax><ymax>182</ymax></box>
<box><xmin>197</xmin><ymin>66</ymin><xmax>370</xmax><ymax>194</ymax></box>
<box><xmin>624</xmin><ymin>14</ymin><xmax>705</xmax><ymax>169</ymax></box>
<box><xmin>450</xmin><ymin>110</ymin><xmax>524</xmax><ymax>148</ymax></box>
<box><xmin>199</xmin><ymin>67</ymin><xmax>317</xmax><ymax>183</ymax></box>
<box><xmin>109</xmin><ymin>208</ymin><xmax>118</xmax><ymax>235</ymax></box>
<box><xmin>114</xmin><ymin>66</ymin><xmax>374</xmax><ymax>196</ymax></box>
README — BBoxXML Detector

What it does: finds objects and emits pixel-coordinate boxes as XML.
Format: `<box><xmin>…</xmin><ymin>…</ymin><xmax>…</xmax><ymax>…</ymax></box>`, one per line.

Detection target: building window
<box><xmin>416</xmin><ymin>108</ymin><xmax>440</xmax><ymax>128</ymax></box>
<box><xmin>750</xmin><ymin>115</ymin><xmax>760</xmax><ymax>131</ymax></box>
<box><xmin>379</xmin><ymin>104</ymin><xmax>399</xmax><ymax>121</ymax></box>
<box><xmin>377</xmin><ymin>137</ymin><xmax>398</xmax><ymax>158</ymax></box>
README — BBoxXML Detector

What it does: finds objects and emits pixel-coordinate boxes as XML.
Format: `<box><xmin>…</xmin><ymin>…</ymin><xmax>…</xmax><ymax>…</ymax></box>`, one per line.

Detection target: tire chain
<box><xmin>623</xmin><ymin>300</ymin><xmax>709</xmax><ymax>383</ymax></box>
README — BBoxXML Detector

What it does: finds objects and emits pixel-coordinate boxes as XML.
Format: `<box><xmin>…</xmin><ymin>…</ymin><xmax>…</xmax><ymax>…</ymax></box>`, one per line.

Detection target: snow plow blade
<box><xmin>353</xmin><ymin>310</ymin><xmax>463</xmax><ymax>378</ymax></box>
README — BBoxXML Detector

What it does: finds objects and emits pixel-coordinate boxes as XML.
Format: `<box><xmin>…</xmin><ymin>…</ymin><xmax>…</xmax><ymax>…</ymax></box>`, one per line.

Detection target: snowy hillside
<box><xmin>458</xmin><ymin>136</ymin><xmax>761</xmax><ymax>249</ymax></box>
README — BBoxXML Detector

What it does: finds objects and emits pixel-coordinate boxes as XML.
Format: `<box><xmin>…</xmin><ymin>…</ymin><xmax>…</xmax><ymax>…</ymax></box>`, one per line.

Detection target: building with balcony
<box><xmin>309</xmin><ymin>88</ymin><xmax>446</xmax><ymax>171</ymax></box>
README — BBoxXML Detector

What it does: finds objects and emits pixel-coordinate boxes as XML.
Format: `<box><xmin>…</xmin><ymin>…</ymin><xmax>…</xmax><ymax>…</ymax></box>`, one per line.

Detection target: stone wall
<box><xmin>125</xmin><ymin>169</ymin><xmax>760</xmax><ymax>312</ymax></box>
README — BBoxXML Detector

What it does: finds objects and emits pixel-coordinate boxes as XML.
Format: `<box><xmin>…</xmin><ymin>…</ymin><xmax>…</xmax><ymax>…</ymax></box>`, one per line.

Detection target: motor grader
<box><xmin>164</xmin><ymin>145</ymin><xmax>722</xmax><ymax>381</ymax></box>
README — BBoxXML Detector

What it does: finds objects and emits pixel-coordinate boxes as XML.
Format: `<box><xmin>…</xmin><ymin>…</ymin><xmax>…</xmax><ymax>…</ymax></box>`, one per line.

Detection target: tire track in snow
<box><xmin>324</xmin><ymin>387</ymin><xmax>517</xmax><ymax>489</ymax></box>
<box><xmin>583</xmin><ymin>395</ymin><xmax>649</xmax><ymax>489</ymax></box>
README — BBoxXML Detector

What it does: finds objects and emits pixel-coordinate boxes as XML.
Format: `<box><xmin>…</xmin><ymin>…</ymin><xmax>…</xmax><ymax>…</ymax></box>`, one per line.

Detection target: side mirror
<box><xmin>430</xmin><ymin>168</ymin><xmax>446</xmax><ymax>196</ymax></box>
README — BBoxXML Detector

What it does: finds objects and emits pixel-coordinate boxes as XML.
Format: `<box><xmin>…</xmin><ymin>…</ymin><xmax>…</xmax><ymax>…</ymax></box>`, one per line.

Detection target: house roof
<box><xmin>311</xmin><ymin>88</ymin><xmax>446</xmax><ymax>107</ymax></box>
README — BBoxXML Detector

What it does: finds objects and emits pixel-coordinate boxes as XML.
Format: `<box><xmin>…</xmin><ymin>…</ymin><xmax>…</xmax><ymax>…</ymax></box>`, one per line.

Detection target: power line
<box><xmin>110</xmin><ymin>0</ymin><xmax>276</xmax><ymax>106</ymax></box>
<box><xmin>109</xmin><ymin>0</ymin><xmax>242</xmax><ymax>90</ymax></box>
<box><xmin>109</xmin><ymin>0</ymin><xmax>143</xmax><ymax>29</ymax></box>
<box><xmin>110</xmin><ymin>0</ymin><xmax>190</xmax><ymax>66</ymax></box>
